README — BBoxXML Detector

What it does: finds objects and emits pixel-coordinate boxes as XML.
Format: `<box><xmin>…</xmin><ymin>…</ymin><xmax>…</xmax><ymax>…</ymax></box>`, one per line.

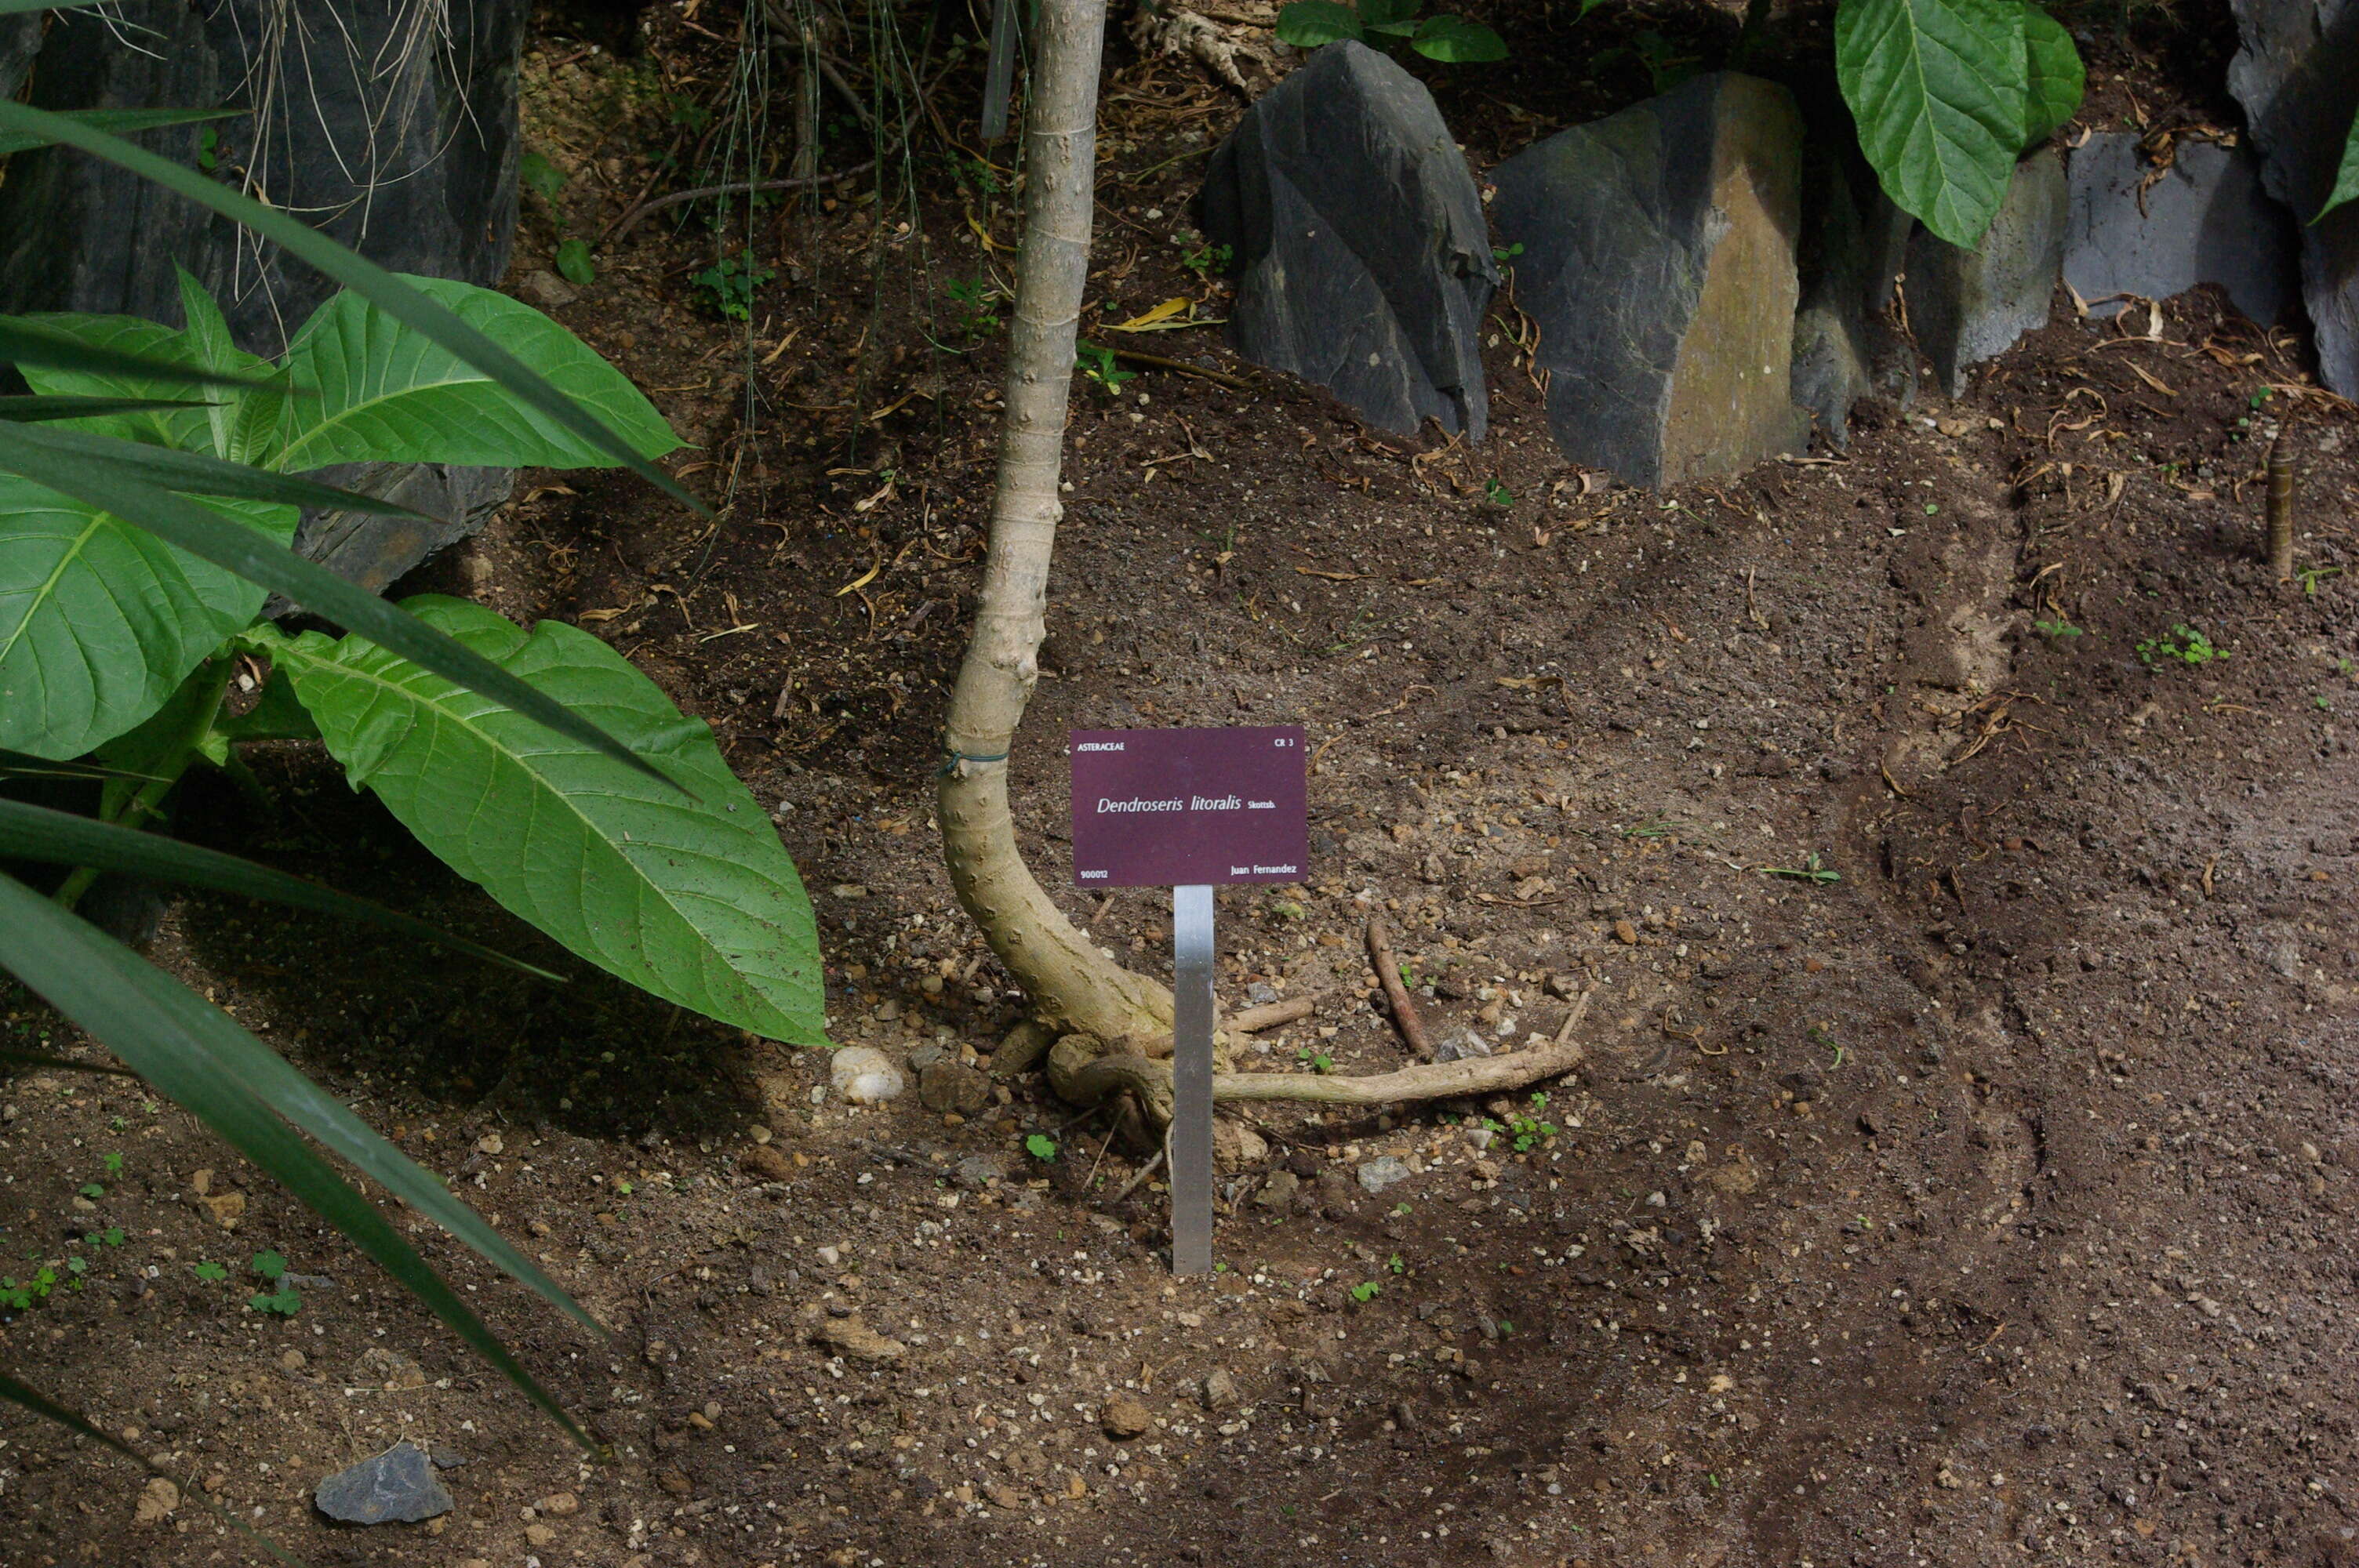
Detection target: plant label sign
<box><xmin>1069</xmin><ymin>726</ymin><xmax>1307</xmax><ymax>887</ymax></box>
<box><xmin>1069</xmin><ymin>726</ymin><xmax>1307</xmax><ymax>1276</ymax></box>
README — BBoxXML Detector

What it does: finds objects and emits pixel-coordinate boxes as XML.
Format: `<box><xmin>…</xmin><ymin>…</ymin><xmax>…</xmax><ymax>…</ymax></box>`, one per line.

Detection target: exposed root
<box><xmin>1125</xmin><ymin>2</ymin><xmax>1278</xmax><ymax>94</ymax></box>
<box><xmin>1045</xmin><ymin>1001</ymin><xmax>1589</xmax><ymax>1127</ymax></box>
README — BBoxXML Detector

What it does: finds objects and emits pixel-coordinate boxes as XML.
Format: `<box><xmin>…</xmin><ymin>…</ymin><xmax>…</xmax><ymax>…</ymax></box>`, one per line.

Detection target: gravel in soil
<box><xmin>2</xmin><ymin>16</ymin><xmax>2356</xmax><ymax>1568</ymax></box>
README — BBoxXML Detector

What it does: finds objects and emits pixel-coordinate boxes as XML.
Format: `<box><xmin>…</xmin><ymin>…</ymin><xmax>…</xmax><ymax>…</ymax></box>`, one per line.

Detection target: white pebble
<box><xmin>830</xmin><ymin>1046</ymin><xmax>905</xmax><ymax>1105</ymax></box>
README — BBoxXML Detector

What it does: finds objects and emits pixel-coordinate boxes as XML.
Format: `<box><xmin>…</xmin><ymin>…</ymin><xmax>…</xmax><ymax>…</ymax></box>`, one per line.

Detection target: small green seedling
<box><xmin>101</xmin><ymin>1152</ymin><xmax>124</xmax><ymax>1175</ymax></box>
<box><xmin>554</xmin><ymin>237</ymin><xmax>596</xmax><ymax>288</ymax></box>
<box><xmin>1491</xmin><ymin>241</ymin><xmax>1525</xmax><ymax>264</ymax></box>
<box><xmin>1348</xmin><ymin>1279</ymin><xmax>1383</xmax><ymax>1302</ymax></box>
<box><xmin>1276</xmin><ymin>0</ymin><xmax>1506</xmax><ymax>61</ymax></box>
<box><xmin>2137</xmin><ymin>623</ymin><xmax>2227</xmax><ymax>668</ymax></box>
<box><xmin>2297</xmin><ymin>565</ymin><xmax>2343</xmax><ymax>595</ymax></box>
<box><xmin>692</xmin><ymin>253</ymin><xmax>773</xmax><ymax>320</ymax></box>
<box><xmin>947</xmin><ymin>276</ymin><xmax>1002</xmax><ymax>337</ymax></box>
<box><xmin>1485</xmin><ymin>477</ymin><xmax>1513</xmax><ymax>507</ymax></box>
<box><xmin>77</xmin><ymin>1182</ymin><xmax>104</xmax><ymax>1200</ymax></box>
<box><xmin>1294</xmin><ymin>1047</ymin><xmax>1336</xmax><ymax>1074</ymax></box>
<box><xmin>192</xmin><ymin>1260</ymin><xmax>228</xmax><ymax>1282</ymax></box>
<box><xmin>1180</xmin><ymin>241</ymin><xmax>1234</xmax><ymax>277</ymax></box>
<box><xmin>1503</xmin><ymin>1091</ymin><xmax>1558</xmax><ymax>1152</ymax></box>
<box><xmin>1025</xmin><ymin>1133</ymin><xmax>1060</xmax><ymax>1162</ymax></box>
<box><xmin>249</xmin><ymin>1250</ymin><xmax>300</xmax><ymax>1316</ymax></box>
<box><xmin>520</xmin><ymin>151</ymin><xmax>569</xmax><ymax>205</ymax></box>
<box><xmin>1076</xmin><ymin>339</ymin><xmax>1137</xmax><ymax>397</ymax></box>
<box><xmin>2034</xmin><ymin>618</ymin><xmax>2083</xmax><ymax>639</ymax></box>
<box><xmin>1387</xmin><ymin>1251</ymin><xmax>1406</xmax><ymax>1274</ymax></box>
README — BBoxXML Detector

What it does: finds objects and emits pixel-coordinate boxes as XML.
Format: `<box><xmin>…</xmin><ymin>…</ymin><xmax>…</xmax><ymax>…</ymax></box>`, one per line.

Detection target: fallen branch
<box><xmin>1365</xmin><ymin>916</ymin><xmax>1434</xmax><ymax>1060</ymax></box>
<box><xmin>1108</xmin><ymin>347</ymin><xmax>1251</xmax><ymax>390</ymax></box>
<box><xmin>1228</xmin><ymin>996</ymin><xmax>1315</xmax><ymax>1033</ymax></box>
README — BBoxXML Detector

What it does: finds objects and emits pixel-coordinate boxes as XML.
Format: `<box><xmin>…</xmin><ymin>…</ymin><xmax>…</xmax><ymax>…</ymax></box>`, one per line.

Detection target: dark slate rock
<box><xmin>0</xmin><ymin>11</ymin><xmax>38</xmax><ymax>100</ymax></box>
<box><xmin>264</xmin><ymin>463</ymin><xmax>516</xmax><ymax>613</ymax></box>
<box><xmin>1197</xmin><ymin>41</ymin><xmax>1496</xmax><ymax>440</ymax></box>
<box><xmin>2063</xmin><ymin>132</ymin><xmax>2299</xmax><ymax>325</ymax></box>
<box><xmin>1491</xmin><ymin>71</ymin><xmax>1810</xmax><ymax>488</ymax></box>
<box><xmin>0</xmin><ymin>0</ymin><xmax>529</xmax><ymax>590</ymax></box>
<box><xmin>314</xmin><ymin>1441</ymin><xmax>453</xmax><ymax>1524</ymax></box>
<box><xmin>2227</xmin><ymin>0</ymin><xmax>2359</xmax><ymax>395</ymax></box>
<box><xmin>1790</xmin><ymin>130</ymin><xmax>1917</xmax><ymax>445</ymax></box>
<box><xmin>1906</xmin><ymin>149</ymin><xmax>2067</xmax><ymax>396</ymax></box>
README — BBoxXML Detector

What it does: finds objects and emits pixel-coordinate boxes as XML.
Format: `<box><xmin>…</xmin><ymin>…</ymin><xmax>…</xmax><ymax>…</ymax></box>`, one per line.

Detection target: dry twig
<box><xmin>1365</xmin><ymin>917</ymin><xmax>1434</xmax><ymax>1061</ymax></box>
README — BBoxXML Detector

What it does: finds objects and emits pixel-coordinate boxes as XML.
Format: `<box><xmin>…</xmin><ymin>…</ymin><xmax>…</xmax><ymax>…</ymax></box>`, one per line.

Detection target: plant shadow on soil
<box><xmin>2</xmin><ymin>8</ymin><xmax>2355</xmax><ymax>1567</ymax></box>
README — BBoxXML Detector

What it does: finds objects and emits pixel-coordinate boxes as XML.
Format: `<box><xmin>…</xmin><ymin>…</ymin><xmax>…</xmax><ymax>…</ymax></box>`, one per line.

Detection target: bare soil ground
<box><xmin>2</xmin><ymin>6</ymin><xmax>2355</xmax><ymax>1566</ymax></box>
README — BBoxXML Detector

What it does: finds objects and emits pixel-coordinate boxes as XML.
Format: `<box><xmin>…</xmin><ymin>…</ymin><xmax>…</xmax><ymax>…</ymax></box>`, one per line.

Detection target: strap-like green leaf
<box><xmin>1837</xmin><ymin>0</ymin><xmax>2026</xmax><ymax>246</ymax></box>
<box><xmin>0</xmin><ymin>395</ymin><xmax>216</xmax><ymax>423</ymax></box>
<box><xmin>0</xmin><ymin>107</ymin><xmax>242</xmax><ymax>159</ymax></box>
<box><xmin>0</xmin><ymin>421</ymin><xmax>678</xmax><ymax>786</ymax></box>
<box><xmin>0</xmin><ymin>100</ymin><xmax>706</xmax><ymax>514</ymax></box>
<box><xmin>0</xmin><ymin>468</ymin><xmax>293</xmax><ymax>759</ymax></box>
<box><xmin>2321</xmin><ymin>105</ymin><xmax>2359</xmax><ymax>223</ymax></box>
<box><xmin>2016</xmin><ymin>3</ymin><xmax>2083</xmax><ymax>150</ymax></box>
<box><xmin>1</xmin><ymin>423</ymin><xmax>431</xmax><ymax>515</ymax></box>
<box><xmin>3</xmin><ymin>310</ymin><xmax>256</xmax><ymax>451</ymax></box>
<box><xmin>0</xmin><ymin>797</ymin><xmax>562</xmax><ymax>979</ymax></box>
<box><xmin>261</xmin><ymin>596</ymin><xmax>827</xmax><ymax>1045</ymax></box>
<box><xmin>276</xmin><ymin>277</ymin><xmax>681</xmax><ymax>473</ymax></box>
<box><xmin>0</xmin><ymin>318</ymin><xmax>275</xmax><ymax>392</ymax></box>
<box><xmin>0</xmin><ymin>871</ymin><xmax>594</xmax><ymax>1446</ymax></box>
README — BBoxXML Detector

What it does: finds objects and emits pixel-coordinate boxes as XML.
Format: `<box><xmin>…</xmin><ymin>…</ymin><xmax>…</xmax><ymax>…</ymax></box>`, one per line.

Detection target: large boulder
<box><xmin>2226</xmin><ymin>0</ymin><xmax>2359</xmax><ymax>395</ymax></box>
<box><xmin>1790</xmin><ymin>132</ymin><xmax>1917</xmax><ymax>445</ymax></box>
<box><xmin>2063</xmin><ymin>132</ymin><xmax>2299</xmax><ymax>325</ymax></box>
<box><xmin>1197</xmin><ymin>40</ymin><xmax>1496</xmax><ymax>441</ymax></box>
<box><xmin>1906</xmin><ymin>149</ymin><xmax>2067</xmax><ymax>396</ymax></box>
<box><xmin>1490</xmin><ymin>72</ymin><xmax>1810</xmax><ymax>488</ymax></box>
<box><xmin>0</xmin><ymin>0</ymin><xmax>529</xmax><ymax>590</ymax></box>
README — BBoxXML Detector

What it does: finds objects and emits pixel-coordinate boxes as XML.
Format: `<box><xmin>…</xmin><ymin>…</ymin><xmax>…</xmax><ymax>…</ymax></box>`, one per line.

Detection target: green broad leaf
<box><xmin>0</xmin><ymin>423</ymin><xmax>677</xmax><ymax>787</ymax></box>
<box><xmin>1836</xmin><ymin>0</ymin><xmax>2027</xmax><ymax>247</ymax></box>
<box><xmin>1</xmin><ymin>422</ymin><xmax>430</xmax><ymax>517</ymax></box>
<box><xmin>1412</xmin><ymin>13</ymin><xmax>1509</xmax><ymax>60</ymax></box>
<box><xmin>2016</xmin><ymin>3</ymin><xmax>2083</xmax><ymax>149</ymax></box>
<box><xmin>0</xmin><ymin>797</ymin><xmax>561</xmax><ymax>979</ymax></box>
<box><xmin>0</xmin><ymin>395</ymin><xmax>216</xmax><ymax>423</ymax></box>
<box><xmin>2320</xmin><ymin>106</ymin><xmax>2359</xmax><ymax>223</ymax></box>
<box><xmin>0</xmin><ymin>317</ymin><xmax>275</xmax><ymax>400</ymax></box>
<box><xmin>0</xmin><ymin>108</ymin><xmax>234</xmax><ymax>159</ymax></box>
<box><xmin>0</xmin><ymin>470</ymin><xmax>295</xmax><ymax>759</ymax></box>
<box><xmin>0</xmin><ymin>103</ymin><xmax>701</xmax><ymax>516</ymax></box>
<box><xmin>4</xmin><ymin>311</ymin><xmax>258</xmax><ymax>452</ymax></box>
<box><xmin>262</xmin><ymin>596</ymin><xmax>827</xmax><ymax>1045</ymax></box>
<box><xmin>1275</xmin><ymin>1</ymin><xmax>1365</xmax><ymax>47</ymax></box>
<box><xmin>174</xmin><ymin>267</ymin><xmax>288</xmax><ymax>466</ymax></box>
<box><xmin>274</xmin><ymin>275</ymin><xmax>676</xmax><ymax>473</ymax></box>
<box><xmin>0</xmin><ymin>871</ymin><xmax>592</xmax><ymax>1447</ymax></box>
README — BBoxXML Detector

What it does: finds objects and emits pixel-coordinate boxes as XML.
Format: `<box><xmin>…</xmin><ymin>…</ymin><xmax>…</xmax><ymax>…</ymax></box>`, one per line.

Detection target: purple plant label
<box><xmin>1070</xmin><ymin>727</ymin><xmax>1309</xmax><ymax>887</ymax></box>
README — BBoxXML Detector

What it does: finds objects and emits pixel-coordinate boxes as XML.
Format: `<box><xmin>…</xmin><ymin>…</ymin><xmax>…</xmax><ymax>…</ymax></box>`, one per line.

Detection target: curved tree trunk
<box><xmin>937</xmin><ymin>0</ymin><xmax>1174</xmax><ymax>1047</ymax></box>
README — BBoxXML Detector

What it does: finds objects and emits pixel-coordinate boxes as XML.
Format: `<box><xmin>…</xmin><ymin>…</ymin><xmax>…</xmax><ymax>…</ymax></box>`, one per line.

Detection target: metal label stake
<box><xmin>1067</xmin><ymin>725</ymin><xmax>1307</xmax><ymax>1277</ymax></box>
<box><xmin>1169</xmin><ymin>884</ymin><xmax>1216</xmax><ymax>1274</ymax></box>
